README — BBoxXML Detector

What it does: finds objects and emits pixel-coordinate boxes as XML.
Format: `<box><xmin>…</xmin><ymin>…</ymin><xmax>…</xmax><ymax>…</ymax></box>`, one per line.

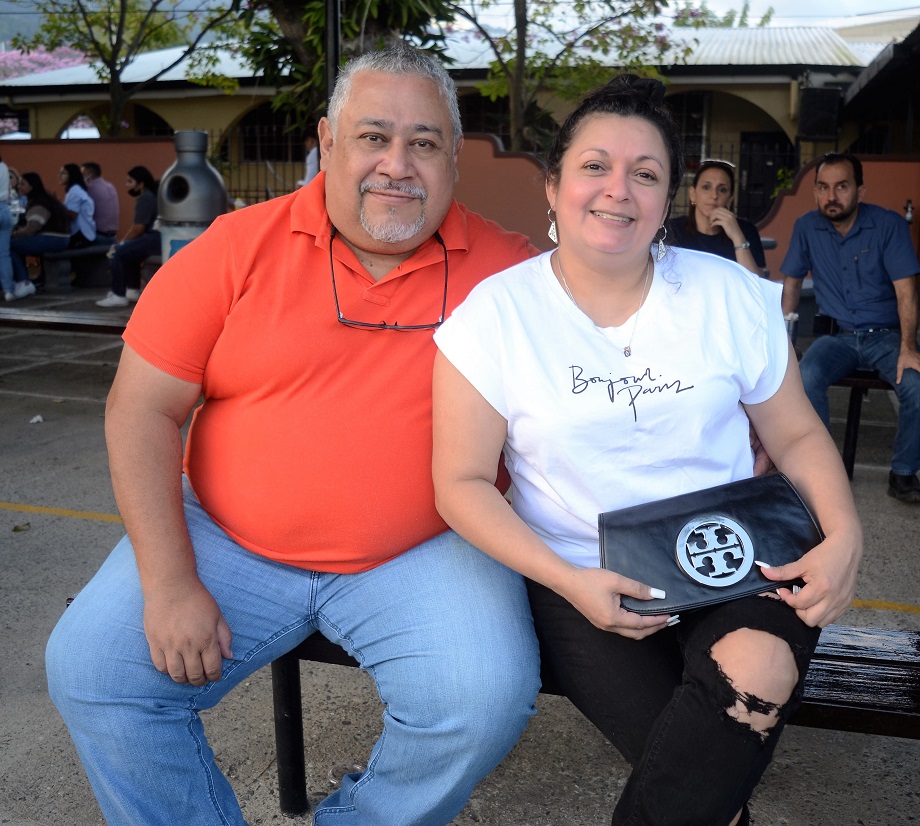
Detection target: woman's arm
<box><xmin>709</xmin><ymin>208</ymin><xmax>765</xmax><ymax>277</ymax></box>
<box><xmin>744</xmin><ymin>345</ymin><xmax>863</xmax><ymax>627</ymax></box>
<box><xmin>432</xmin><ymin>352</ymin><xmax>670</xmax><ymax>638</ymax></box>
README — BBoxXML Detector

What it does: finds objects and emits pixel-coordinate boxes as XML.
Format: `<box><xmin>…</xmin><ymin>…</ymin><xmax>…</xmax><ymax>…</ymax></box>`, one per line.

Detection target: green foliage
<box><xmin>233</xmin><ymin>0</ymin><xmax>457</xmax><ymax>131</ymax></box>
<box><xmin>454</xmin><ymin>0</ymin><xmax>692</xmax><ymax>150</ymax></box>
<box><xmin>673</xmin><ymin>0</ymin><xmax>773</xmax><ymax>28</ymax></box>
<box><xmin>771</xmin><ymin>166</ymin><xmax>795</xmax><ymax>199</ymax></box>
<box><xmin>12</xmin><ymin>0</ymin><xmax>243</xmax><ymax>135</ymax></box>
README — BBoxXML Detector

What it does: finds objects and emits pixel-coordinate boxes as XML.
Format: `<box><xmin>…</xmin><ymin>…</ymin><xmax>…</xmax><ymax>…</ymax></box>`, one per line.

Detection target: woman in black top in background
<box><xmin>668</xmin><ymin>159</ymin><xmax>766</xmax><ymax>276</ymax></box>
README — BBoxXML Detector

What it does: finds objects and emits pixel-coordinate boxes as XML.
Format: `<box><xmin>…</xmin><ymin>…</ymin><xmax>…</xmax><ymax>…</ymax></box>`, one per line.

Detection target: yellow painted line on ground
<box><xmin>0</xmin><ymin>501</ymin><xmax>122</xmax><ymax>524</ymax></box>
<box><xmin>2</xmin><ymin>500</ymin><xmax>919</xmax><ymax>616</ymax></box>
<box><xmin>852</xmin><ymin>598</ymin><xmax>920</xmax><ymax>616</ymax></box>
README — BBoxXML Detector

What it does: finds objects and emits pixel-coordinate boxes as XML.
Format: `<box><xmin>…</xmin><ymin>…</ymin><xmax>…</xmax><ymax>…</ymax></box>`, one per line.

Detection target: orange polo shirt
<box><xmin>124</xmin><ymin>174</ymin><xmax>535</xmax><ymax>572</ymax></box>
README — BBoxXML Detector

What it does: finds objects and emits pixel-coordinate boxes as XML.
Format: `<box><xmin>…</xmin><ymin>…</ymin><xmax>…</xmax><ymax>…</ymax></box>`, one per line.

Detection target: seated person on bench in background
<box><xmin>781</xmin><ymin>152</ymin><xmax>920</xmax><ymax>504</ymax></box>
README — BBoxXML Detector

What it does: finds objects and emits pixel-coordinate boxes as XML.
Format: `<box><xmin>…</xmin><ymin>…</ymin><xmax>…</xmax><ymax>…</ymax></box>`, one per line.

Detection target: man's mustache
<box><xmin>360</xmin><ymin>180</ymin><xmax>427</xmax><ymax>202</ymax></box>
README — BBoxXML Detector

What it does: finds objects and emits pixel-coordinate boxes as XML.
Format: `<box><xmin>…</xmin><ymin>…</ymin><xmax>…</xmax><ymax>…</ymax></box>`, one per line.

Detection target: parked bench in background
<box><xmin>270</xmin><ymin>624</ymin><xmax>920</xmax><ymax>817</ymax></box>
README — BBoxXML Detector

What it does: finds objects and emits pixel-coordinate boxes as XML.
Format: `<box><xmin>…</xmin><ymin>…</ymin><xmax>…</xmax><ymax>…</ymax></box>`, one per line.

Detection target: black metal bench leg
<box><xmin>272</xmin><ymin>653</ymin><xmax>309</xmax><ymax>816</ymax></box>
<box><xmin>841</xmin><ymin>386</ymin><xmax>866</xmax><ymax>480</ymax></box>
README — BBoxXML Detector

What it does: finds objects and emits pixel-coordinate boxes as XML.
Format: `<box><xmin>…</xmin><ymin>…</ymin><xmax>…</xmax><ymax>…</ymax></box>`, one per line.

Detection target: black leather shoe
<box><xmin>888</xmin><ymin>472</ymin><xmax>920</xmax><ymax>504</ymax></box>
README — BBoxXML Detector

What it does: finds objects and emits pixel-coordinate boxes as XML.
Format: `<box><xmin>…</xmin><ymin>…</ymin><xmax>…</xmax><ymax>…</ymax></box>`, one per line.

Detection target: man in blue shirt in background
<box><xmin>782</xmin><ymin>152</ymin><xmax>920</xmax><ymax>503</ymax></box>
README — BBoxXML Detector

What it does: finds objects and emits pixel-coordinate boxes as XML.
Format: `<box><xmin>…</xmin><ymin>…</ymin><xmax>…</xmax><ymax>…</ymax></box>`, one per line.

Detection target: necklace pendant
<box><xmin>623</xmin><ymin>345</ymin><xmax>632</xmax><ymax>357</ymax></box>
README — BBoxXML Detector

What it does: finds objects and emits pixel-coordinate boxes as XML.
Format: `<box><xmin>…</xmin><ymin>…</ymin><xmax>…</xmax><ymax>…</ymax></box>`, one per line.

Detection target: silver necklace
<box><xmin>555</xmin><ymin>253</ymin><xmax>653</xmax><ymax>357</ymax></box>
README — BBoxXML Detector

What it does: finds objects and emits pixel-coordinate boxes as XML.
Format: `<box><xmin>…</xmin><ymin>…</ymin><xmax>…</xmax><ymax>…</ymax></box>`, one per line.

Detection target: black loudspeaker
<box><xmin>798</xmin><ymin>88</ymin><xmax>841</xmax><ymax>140</ymax></box>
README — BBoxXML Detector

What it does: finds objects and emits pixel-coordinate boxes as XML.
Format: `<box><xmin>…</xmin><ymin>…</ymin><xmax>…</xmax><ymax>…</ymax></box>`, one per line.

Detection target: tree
<box><xmin>12</xmin><ymin>0</ymin><xmax>244</xmax><ymax>136</ymax></box>
<box><xmin>673</xmin><ymin>0</ymin><xmax>773</xmax><ymax>28</ymax></box>
<box><xmin>236</xmin><ymin>0</ymin><xmax>457</xmax><ymax>133</ymax></box>
<box><xmin>447</xmin><ymin>0</ymin><xmax>693</xmax><ymax>151</ymax></box>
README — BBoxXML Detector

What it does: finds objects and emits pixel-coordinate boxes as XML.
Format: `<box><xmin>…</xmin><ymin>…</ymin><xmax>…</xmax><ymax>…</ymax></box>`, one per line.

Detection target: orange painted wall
<box><xmin>0</xmin><ymin>133</ymin><xmax>553</xmax><ymax>251</ymax></box>
<box><xmin>758</xmin><ymin>157</ymin><xmax>920</xmax><ymax>280</ymax></box>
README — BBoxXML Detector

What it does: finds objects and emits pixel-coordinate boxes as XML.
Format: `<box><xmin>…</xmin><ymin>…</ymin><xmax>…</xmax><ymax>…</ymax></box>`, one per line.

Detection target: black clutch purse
<box><xmin>598</xmin><ymin>474</ymin><xmax>823</xmax><ymax>615</ymax></box>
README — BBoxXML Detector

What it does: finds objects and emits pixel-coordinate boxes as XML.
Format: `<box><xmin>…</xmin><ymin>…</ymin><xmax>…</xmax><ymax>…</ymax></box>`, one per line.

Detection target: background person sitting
<box><xmin>667</xmin><ymin>159</ymin><xmax>766</xmax><ymax>277</ymax></box>
<box><xmin>60</xmin><ymin>163</ymin><xmax>96</xmax><ymax>249</ymax></box>
<box><xmin>9</xmin><ymin>172</ymin><xmax>71</xmax><ymax>297</ymax></box>
<box><xmin>781</xmin><ymin>152</ymin><xmax>920</xmax><ymax>504</ymax></box>
<box><xmin>96</xmin><ymin>166</ymin><xmax>161</xmax><ymax>308</ymax></box>
<box><xmin>81</xmin><ymin>161</ymin><xmax>119</xmax><ymax>245</ymax></box>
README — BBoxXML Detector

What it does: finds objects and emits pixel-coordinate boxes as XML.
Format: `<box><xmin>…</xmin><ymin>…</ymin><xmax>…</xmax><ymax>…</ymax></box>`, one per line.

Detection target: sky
<box><xmin>689</xmin><ymin>1</ymin><xmax>920</xmax><ymax>27</ymax></box>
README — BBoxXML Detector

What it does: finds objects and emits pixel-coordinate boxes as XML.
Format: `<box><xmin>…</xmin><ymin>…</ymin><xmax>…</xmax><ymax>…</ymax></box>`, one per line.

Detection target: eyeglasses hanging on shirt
<box><xmin>329</xmin><ymin>226</ymin><xmax>449</xmax><ymax>331</ymax></box>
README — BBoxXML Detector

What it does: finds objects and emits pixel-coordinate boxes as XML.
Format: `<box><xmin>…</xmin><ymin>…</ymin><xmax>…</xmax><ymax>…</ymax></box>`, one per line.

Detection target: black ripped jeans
<box><xmin>527</xmin><ymin>582</ymin><xmax>821</xmax><ymax>826</ymax></box>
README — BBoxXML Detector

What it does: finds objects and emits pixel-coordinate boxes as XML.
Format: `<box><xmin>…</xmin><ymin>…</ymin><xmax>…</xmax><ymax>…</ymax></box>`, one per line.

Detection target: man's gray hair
<box><xmin>327</xmin><ymin>43</ymin><xmax>462</xmax><ymax>151</ymax></box>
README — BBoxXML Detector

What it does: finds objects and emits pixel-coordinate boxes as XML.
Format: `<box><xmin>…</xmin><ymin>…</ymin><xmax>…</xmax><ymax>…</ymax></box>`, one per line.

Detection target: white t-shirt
<box><xmin>434</xmin><ymin>246</ymin><xmax>788</xmax><ymax>568</ymax></box>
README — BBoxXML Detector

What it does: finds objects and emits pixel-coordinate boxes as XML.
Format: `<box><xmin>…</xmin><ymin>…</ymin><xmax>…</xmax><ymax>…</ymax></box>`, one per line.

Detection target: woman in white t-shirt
<box><xmin>432</xmin><ymin>75</ymin><xmax>862</xmax><ymax>826</ymax></box>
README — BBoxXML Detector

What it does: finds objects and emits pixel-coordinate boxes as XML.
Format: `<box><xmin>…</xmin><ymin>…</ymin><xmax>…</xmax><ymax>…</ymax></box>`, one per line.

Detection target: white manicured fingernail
<box><xmin>649</xmin><ymin>588</ymin><xmax>666</xmax><ymax>599</ymax></box>
<box><xmin>792</xmin><ymin>585</ymin><xmax>801</xmax><ymax>595</ymax></box>
<box><xmin>755</xmin><ymin>560</ymin><xmax>771</xmax><ymax>568</ymax></box>
<box><xmin>667</xmin><ymin>615</ymin><xmax>681</xmax><ymax>626</ymax></box>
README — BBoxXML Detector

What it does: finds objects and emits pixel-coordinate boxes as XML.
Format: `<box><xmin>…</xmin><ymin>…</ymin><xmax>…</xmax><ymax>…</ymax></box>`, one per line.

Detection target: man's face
<box><xmin>319</xmin><ymin>70</ymin><xmax>460</xmax><ymax>256</ymax></box>
<box><xmin>814</xmin><ymin>161</ymin><xmax>862</xmax><ymax>224</ymax></box>
<box><xmin>126</xmin><ymin>176</ymin><xmax>142</xmax><ymax>197</ymax></box>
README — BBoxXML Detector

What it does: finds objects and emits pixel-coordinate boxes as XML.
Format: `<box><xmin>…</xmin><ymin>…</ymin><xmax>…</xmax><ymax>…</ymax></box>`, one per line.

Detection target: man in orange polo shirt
<box><xmin>47</xmin><ymin>45</ymin><xmax>540</xmax><ymax>825</ymax></box>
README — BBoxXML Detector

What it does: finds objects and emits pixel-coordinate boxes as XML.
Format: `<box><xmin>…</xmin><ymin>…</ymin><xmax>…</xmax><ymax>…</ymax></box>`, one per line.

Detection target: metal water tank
<box><xmin>157</xmin><ymin>131</ymin><xmax>227</xmax><ymax>261</ymax></box>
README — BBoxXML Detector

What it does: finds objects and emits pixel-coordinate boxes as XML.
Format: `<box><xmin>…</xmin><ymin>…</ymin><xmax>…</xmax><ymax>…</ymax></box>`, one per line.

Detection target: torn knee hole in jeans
<box><xmin>707</xmin><ymin>634</ymin><xmax>795</xmax><ymax>744</ymax></box>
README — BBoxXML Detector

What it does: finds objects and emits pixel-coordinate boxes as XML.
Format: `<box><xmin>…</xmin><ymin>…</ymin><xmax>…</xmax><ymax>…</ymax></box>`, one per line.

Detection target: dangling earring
<box><xmin>657</xmin><ymin>225</ymin><xmax>667</xmax><ymax>261</ymax></box>
<box><xmin>547</xmin><ymin>207</ymin><xmax>558</xmax><ymax>245</ymax></box>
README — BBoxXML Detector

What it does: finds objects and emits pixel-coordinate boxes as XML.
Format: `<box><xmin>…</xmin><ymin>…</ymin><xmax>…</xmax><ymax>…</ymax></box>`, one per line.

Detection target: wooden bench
<box><xmin>270</xmin><ymin>623</ymin><xmax>920</xmax><ymax>817</ymax></box>
<box><xmin>833</xmin><ymin>369</ymin><xmax>894</xmax><ymax>479</ymax></box>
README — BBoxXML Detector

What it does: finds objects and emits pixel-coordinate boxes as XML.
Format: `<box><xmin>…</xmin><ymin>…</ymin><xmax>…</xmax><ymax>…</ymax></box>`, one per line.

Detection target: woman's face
<box><xmin>546</xmin><ymin>113</ymin><xmax>670</xmax><ymax>261</ymax></box>
<box><xmin>689</xmin><ymin>167</ymin><xmax>733</xmax><ymax>221</ymax></box>
<box><xmin>59</xmin><ymin>168</ymin><xmax>70</xmax><ymax>186</ymax></box>
<box><xmin>18</xmin><ymin>178</ymin><xmax>31</xmax><ymax>196</ymax></box>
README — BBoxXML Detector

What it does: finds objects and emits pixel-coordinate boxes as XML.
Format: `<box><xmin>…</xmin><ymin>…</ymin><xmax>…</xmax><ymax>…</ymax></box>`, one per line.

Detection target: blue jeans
<box><xmin>47</xmin><ymin>480</ymin><xmax>540</xmax><ymax>825</ymax></box>
<box><xmin>110</xmin><ymin>232</ymin><xmax>161</xmax><ymax>295</ymax></box>
<box><xmin>11</xmin><ymin>233</ymin><xmax>69</xmax><ymax>282</ymax></box>
<box><xmin>799</xmin><ymin>330</ymin><xmax>920</xmax><ymax>475</ymax></box>
<box><xmin>0</xmin><ymin>203</ymin><xmax>13</xmax><ymax>293</ymax></box>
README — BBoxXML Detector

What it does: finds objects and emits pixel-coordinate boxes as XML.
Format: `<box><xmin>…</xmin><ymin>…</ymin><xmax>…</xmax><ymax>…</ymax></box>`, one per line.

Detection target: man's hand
<box><xmin>896</xmin><ymin>348</ymin><xmax>920</xmax><ymax>384</ymax></box>
<box><xmin>143</xmin><ymin>579</ymin><xmax>233</xmax><ymax>686</ymax></box>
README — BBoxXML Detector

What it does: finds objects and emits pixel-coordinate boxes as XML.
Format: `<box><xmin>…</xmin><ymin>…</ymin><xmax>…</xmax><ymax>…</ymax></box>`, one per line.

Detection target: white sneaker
<box><xmin>96</xmin><ymin>291</ymin><xmax>130</xmax><ymax>308</ymax></box>
<box><xmin>125</xmin><ymin>288</ymin><xmax>141</xmax><ymax>302</ymax></box>
<box><xmin>4</xmin><ymin>291</ymin><xmax>14</xmax><ymax>302</ymax></box>
<box><xmin>13</xmin><ymin>280</ymin><xmax>36</xmax><ymax>299</ymax></box>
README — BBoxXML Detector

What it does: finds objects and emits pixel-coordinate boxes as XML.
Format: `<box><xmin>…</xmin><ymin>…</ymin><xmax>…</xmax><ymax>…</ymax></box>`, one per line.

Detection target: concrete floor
<box><xmin>1</xmin><ymin>293</ymin><xmax>918</xmax><ymax>826</ymax></box>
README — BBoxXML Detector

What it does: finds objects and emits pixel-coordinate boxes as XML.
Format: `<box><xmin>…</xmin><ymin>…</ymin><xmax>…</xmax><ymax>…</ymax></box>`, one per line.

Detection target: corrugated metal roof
<box><xmin>670</xmin><ymin>27</ymin><xmax>874</xmax><ymax>68</ymax></box>
<box><xmin>0</xmin><ymin>45</ymin><xmax>254</xmax><ymax>88</ymax></box>
<box><xmin>0</xmin><ymin>26</ymin><xmax>885</xmax><ymax>92</ymax></box>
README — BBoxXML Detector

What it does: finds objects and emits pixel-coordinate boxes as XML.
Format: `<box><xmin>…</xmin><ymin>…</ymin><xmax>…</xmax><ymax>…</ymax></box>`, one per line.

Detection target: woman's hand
<box><xmin>757</xmin><ymin>529</ymin><xmax>861</xmax><ymax>628</ymax></box>
<box><xmin>557</xmin><ymin>567</ymin><xmax>673</xmax><ymax>639</ymax></box>
<box><xmin>708</xmin><ymin>206</ymin><xmax>745</xmax><ymax>246</ymax></box>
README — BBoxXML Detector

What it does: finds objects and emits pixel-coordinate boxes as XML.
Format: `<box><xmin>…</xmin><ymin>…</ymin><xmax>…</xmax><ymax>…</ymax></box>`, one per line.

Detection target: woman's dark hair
<box><xmin>62</xmin><ymin>163</ymin><xmax>87</xmax><ymax>190</ymax></box>
<box><xmin>545</xmin><ymin>74</ymin><xmax>684</xmax><ymax>207</ymax></box>
<box><xmin>22</xmin><ymin>171</ymin><xmax>70</xmax><ymax>233</ymax></box>
<box><xmin>127</xmin><ymin>165</ymin><xmax>159</xmax><ymax>195</ymax></box>
<box><xmin>685</xmin><ymin>159</ymin><xmax>736</xmax><ymax>238</ymax></box>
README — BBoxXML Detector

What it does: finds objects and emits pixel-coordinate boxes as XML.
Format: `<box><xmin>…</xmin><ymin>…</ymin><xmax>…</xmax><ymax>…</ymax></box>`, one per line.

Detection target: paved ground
<box><xmin>1</xmin><ymin>288</ymin><xmax>918</xmax><ymax>826</ymax></box>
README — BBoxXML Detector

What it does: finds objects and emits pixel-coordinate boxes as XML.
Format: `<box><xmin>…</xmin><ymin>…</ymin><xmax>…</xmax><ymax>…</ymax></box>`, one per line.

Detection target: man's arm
<box><xmin>892</xmin><ymin>275</ymin><xmax>920</xmax><ymax>383</ymax></box>
<box><xmin>781</xmin><ymin>276</ymin><xmax>803</xmax><ymax>317</ymax></box>
<box><xmin>105</xmin><ymin>345</ymin><xmax>232</xmax><ymax>686</ymax></box>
